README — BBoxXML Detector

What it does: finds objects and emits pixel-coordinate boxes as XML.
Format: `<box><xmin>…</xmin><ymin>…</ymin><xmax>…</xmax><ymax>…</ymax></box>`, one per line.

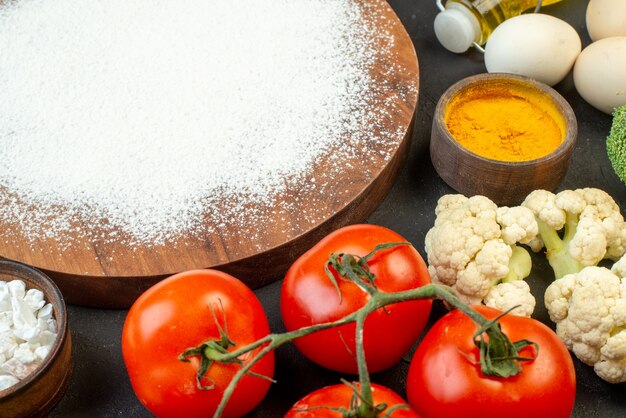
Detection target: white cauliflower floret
<box><xmin>522</xmin><ymin>188</ymin><xmax>626</xmax><ymax>279</ymax></box>
<box><xmin>555</xmin><ymin>189</ymin><xmax>587</xmax><ymax>215</ymax></box>
<box><xmin>425</xmin><ymin>196</ymin><xmax>500</xmax><ymax>286</ymax></box>
<box><xmin>455</xmin><ymin>240</ymin><xmax>511</xmax><ymax>305</ymax></box>
<box><xmin>496</xmin><ymin>206</ymin><xmax>538</xmax><ymax>245</ymax></box>
<box><xmin>484</xmin><ymin>280</ymin><xmax>536</xmax><ymax>317</ymax></box>
<box><xmin>523</xmin><ymin>189</ymin><xmax>566</xmax><ymax>229</ymax></box>
<box><xmin>425</xmin><ymin>223</ymin><xmax>477</xmax><ymax>286</ymax></box>
<box><xmin>425</xmin><ymin>194</ymin><xmax>537</xmax><ymax>316</ymax></box>
<box><xmin>611</xmin><ymin>254</ymin><xmax>626</xmax><ymax>278</ymax></box>
<box><xmin>605</xmin><ymin>220</ymin><xmax>626</xmax><ymax>260</ymax></box>
<box><xmin>523</xmin><ymin>189</ymin><xmax>567</xmax><ymax>253</ymax></box>
<box><xmin>568</xmin><ymin>208</ymin><xmax>608</xmax><ymax>266</ymax></box>
<box><xmin>578</xmin><ymin>188</ymin><xmax>621</xmax><ymax>218</ymax></box>
<box><xmin>545</xmin><ymin>265</ymin><xmax>626</xmax><ymax>383</ymax></box>
<box><xmin>434</xmin><ymin>194</ymin><xmax>469</xmax><ymax>216</ymax></box>
<box><xmin>454</xmin><ymin>263</ymin><xmax>488</xmax><ymax>306</ymax></box>
<box><xmin>596</xmin><ymin>332</ymin><xmax>626</xmax><ymax>383</ymax></box>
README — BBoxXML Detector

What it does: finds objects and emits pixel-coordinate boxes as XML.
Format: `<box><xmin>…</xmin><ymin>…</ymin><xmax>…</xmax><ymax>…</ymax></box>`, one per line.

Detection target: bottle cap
<box><xmin>434</xmin><ymin>6</ymin><xmax>481</xmax><ymax>53</ymax></box>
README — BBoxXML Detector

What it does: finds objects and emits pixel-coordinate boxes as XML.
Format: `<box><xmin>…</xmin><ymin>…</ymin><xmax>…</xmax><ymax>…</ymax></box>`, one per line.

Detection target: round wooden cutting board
<box><xmin>0</xmin><ymin>0</ymin><xmax>419</xmax><ymax>308</ymax></box>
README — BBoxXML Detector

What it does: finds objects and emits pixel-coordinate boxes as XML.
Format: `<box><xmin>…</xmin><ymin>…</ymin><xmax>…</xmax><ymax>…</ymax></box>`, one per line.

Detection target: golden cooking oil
<box><xmin>434</xmin><ymin>0</ymin><xmax>565</xmax><ymax>53</ymax></box>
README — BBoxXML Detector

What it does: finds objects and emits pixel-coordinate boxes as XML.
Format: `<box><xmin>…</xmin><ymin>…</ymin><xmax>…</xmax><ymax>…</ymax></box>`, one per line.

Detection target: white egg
<box><xmin>484</xmin><ymin>14</ymin><xmax>581</xmax><ymax>86</ymax></box>
<box><xmin>573</xmin><ymin>36</ymin><xmax>626</xmax><ymax>114</ymax></box>
<box><xmin>586</xmin><ymin>0</ymin><xmax>626</xmax><ymax>42</ymax></box>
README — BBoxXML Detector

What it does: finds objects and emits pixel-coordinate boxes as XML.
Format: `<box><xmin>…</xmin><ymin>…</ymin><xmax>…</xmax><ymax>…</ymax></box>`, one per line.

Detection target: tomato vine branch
<box><xmin>325</xmin><ymin>242</ymin><xmax>411</xmax><ymax>299</ymax></box>
<box><xmin>181</xmin><ymin>282</ymin><xmax>536</xmax><ymax>417</ymax></box>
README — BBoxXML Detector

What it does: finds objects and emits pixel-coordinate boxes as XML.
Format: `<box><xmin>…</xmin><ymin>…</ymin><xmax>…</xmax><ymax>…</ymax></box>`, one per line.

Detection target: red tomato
<box><xmin>285</xmin><ymin>383</ymin><xmax>420</xmax><ymax>417</ymax></box>
<box><xmin>406</xmin><ymin>306</ymin><xmax>576</xmax><ymax>418</ymax></box>
<box><xmin>281</xmin><ymin>224</ymin><xmax>432</xmax><ymax>373</ymax></box>
<box><xmin>122</xmin><ymin>269</ymin><xmax>274</xmax><ymax>418</ymax></box>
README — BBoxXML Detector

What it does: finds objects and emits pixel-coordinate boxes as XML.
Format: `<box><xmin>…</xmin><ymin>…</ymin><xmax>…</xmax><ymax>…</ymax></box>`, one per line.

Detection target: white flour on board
<box><xmin>0</xmin><ymin>0</ymin><xmax>410</xmax><ymax>249</ymax></box>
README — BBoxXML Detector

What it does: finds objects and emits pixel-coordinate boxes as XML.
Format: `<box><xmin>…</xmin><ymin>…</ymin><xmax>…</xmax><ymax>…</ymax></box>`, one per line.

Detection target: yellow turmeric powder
<box><xmin>445</xmin><ymin>85</ymin><xmax>564</xmax><ymax>162</ymax></box>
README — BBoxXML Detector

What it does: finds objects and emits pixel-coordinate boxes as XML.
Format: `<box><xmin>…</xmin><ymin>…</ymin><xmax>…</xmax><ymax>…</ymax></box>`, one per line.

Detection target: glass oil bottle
<box><xmin>434</xmin><ymin>0</ymin><xmax>565</xmax><ymax>53</ymax></box>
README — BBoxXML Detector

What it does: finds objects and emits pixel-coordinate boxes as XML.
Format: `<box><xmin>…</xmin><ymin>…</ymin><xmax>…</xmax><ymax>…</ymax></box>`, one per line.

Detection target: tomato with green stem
<box><xmin>280</xmin><ymin>224</ymin><xmax>432</xmax><ymax>374</ymax></box>
<box><xmin>122</xmin><ymin>269</ymin><xmax>274</xmax><ymax>418</ymax></box>
<box><xmin>162</xmin><ymin>263</ymin><xmax>540</xmax><ymax>416</ymax></box>
<box><xmin>406</xmin><ymin>305</ymin><xmax>576</xmax><ymax>418</ymax></box>
<box><xmin>285</xmin><ymin>382</ymin><xmax>420</xmax><ymax>417</ymax></box>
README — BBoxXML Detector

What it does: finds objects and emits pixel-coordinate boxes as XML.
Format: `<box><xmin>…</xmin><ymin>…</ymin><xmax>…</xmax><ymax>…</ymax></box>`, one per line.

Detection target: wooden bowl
<box><xmin>0</xmin><ymin>260</ymin><xmax>72</xmax><ymax>418</ymax></box>
<box><xmin>430</xmin><ymin>73</ymin><xmax>577</xmax><ymax>206</ymax></box>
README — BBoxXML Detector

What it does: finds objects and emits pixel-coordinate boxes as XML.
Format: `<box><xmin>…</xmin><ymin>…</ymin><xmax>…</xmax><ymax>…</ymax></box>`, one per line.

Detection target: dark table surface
<box><xmin>49</xmin><ymin>0</ymin><xmax>626</xmax><ymax>416</ymax></box>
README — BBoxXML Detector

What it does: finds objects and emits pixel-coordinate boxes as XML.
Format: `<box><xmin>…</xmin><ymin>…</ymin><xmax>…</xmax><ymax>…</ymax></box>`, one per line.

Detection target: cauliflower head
<box><xmin>522</xmin><ymin>188</ymin><xmax>626</xmax><ymax>279</ymax></box>
<box><xmin>545</xmin><ymin>265</ymin><xmax>626</xmax><ymax>383</ymax></box>
<box><xmin>425</xmin><ymin>194</ymin><xmax>537</xmax><ymax>316</ymax></box>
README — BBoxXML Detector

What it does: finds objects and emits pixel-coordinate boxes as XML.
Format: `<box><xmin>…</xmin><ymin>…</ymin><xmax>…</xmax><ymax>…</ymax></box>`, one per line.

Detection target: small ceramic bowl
<box><xmin>430</xmin><ymin>73</ymin><xmax>577</xmax><ymax>206</ymax></box>
<box><xmin>0</xmin><ymin>259</ymin><xmax>72</xmax><ymax>418</ymax></box>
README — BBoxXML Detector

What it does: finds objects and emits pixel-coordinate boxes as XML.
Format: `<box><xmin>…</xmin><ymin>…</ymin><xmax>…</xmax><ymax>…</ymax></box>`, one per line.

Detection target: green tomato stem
<box><xmin>208</xmin><ymin>283</ymin><xmax>531</xmax><ymax>417</ymax></box>
<box><xmin>355</xmin><ymin>311</ymin><xmax>375</xmax><ymax>418</ymax></box>
<box><xmin>184</xmin><ymin>244</ymin><xmax>535</xmax><ymax>418</ymax></box>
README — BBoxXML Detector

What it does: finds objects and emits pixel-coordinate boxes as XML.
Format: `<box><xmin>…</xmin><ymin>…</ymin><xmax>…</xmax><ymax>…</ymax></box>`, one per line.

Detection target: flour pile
<box><xmin>0</xmin><ymin>0</ymin><xmax>402</xmax><ymax>247</ymax></box>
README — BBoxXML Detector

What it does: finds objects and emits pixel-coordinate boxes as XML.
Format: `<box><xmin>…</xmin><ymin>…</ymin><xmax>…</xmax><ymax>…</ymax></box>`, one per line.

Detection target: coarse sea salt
<box><xmin>0</xmin><ymin>280</ymin><xmax>57</xmax><ymax>391</ymax></box>
<box><xmin>0</xmin><ymin>0</ymin><xmax>407</xmax><ymax>248</ymax></box>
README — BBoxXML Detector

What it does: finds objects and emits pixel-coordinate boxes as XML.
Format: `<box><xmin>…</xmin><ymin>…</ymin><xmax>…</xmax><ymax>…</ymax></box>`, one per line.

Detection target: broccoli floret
<box><xmin>607</xmin><ymin>105</ymin><xmax>626</xmax><ymax>185</ymax></box>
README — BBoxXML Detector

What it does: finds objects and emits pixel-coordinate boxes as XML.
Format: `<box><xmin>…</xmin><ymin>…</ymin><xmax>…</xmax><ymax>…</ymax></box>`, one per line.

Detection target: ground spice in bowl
<box><xmin>430</xmin><ymin>73</ymin><xmax>577</xmax><ymax>206</ymax></box>
<box><xmin>444</xmin><ymin>81</ymin><xmax>566</xmax><ymax>162</ymax></box>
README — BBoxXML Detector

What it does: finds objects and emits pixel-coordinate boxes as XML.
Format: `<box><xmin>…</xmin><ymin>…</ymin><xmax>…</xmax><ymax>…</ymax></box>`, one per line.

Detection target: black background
<box><xmin>49</xmin><ymin>0</ymin><xmax>626</xmax><ymax>416</ymax></box>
